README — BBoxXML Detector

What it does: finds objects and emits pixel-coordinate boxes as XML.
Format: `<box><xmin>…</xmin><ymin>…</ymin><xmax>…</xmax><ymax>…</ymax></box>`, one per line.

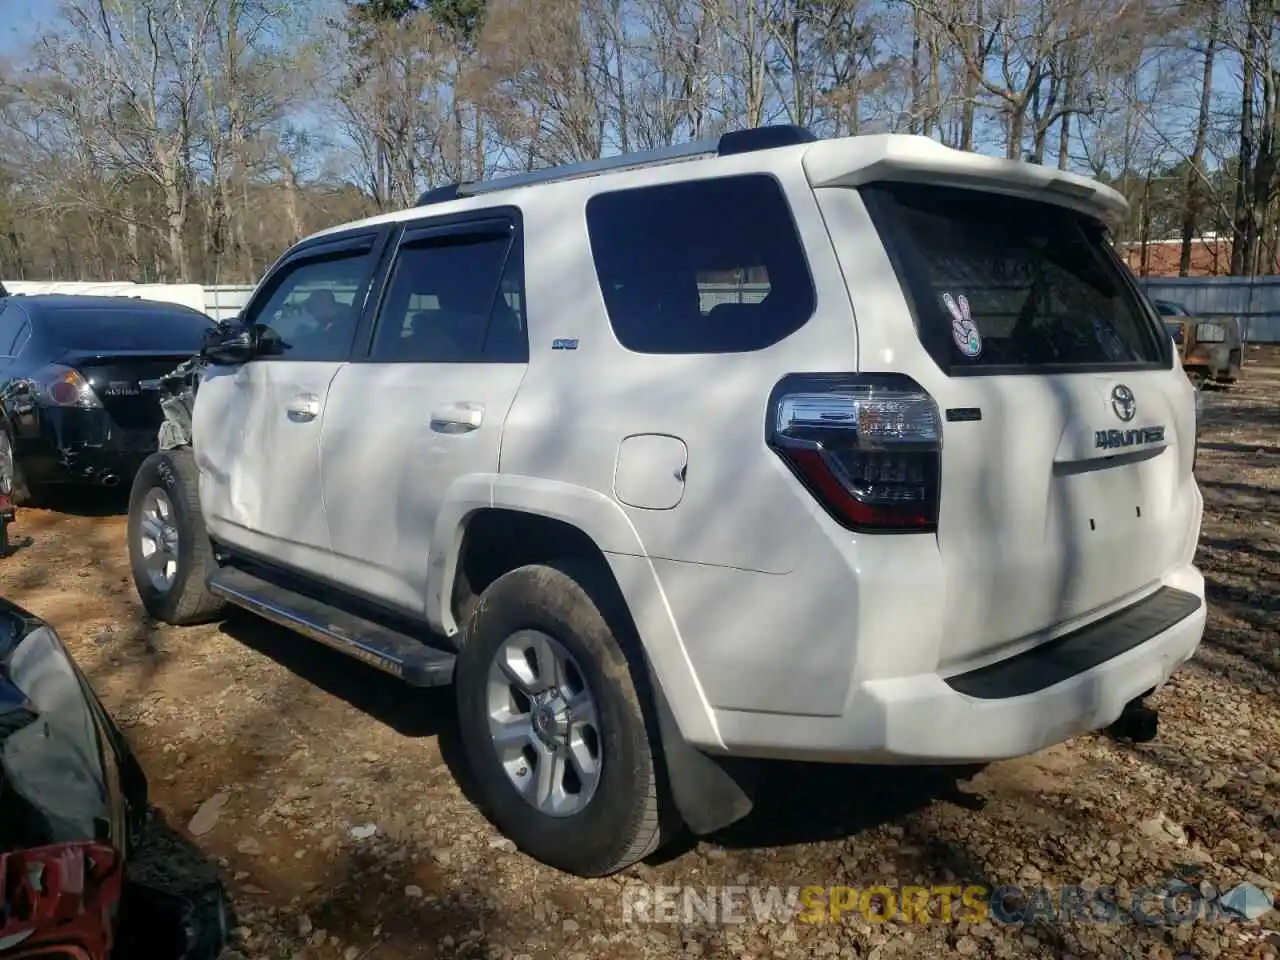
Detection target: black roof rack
<box><xmin>412</xmin><ymin>124</ymin><xmax>818</xmax><ymax>208</ymax></box>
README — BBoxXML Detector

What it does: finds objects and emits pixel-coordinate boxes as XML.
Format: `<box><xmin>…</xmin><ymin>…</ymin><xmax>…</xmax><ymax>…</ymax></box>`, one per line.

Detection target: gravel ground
<box><xmin>1</xmin><ymin>352</ymin><xmax>1277</xmax><ymax>960</ymax></box>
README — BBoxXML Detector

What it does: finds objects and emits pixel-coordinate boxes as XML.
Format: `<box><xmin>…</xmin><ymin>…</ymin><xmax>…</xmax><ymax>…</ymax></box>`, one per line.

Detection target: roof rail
<box><xmin>412</xmin><ymin>124</ymin><xmax>816</xmax><ymax>208</ymax></box>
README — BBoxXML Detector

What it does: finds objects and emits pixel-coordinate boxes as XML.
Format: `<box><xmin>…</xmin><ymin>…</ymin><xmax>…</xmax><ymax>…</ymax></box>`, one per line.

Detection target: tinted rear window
<box><xmin>865</xmin><ymin>184</ymin><xmax>1168</xmax><ymax>373</ymax></box>
<box><xmin>585</xmin><ymin>174</ymin><xmax>815</xmax><ymax>354</ymax></box>
<box><xmin>43</xmin><ymin>307</ymin><xmax>213</xmax><ymax>352</ymax></box>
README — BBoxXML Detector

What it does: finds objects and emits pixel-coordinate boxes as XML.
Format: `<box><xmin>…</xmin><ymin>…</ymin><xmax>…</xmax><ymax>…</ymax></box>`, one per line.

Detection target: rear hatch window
<box><xmin>45</xmin><ymin>306</ymin><xmax>213</xmax><ymax>353</ymax></box>
<box><xmin>862</xmin><ymin>183</ymin><xmax>1172</xmax><ymax>375</ymax></box>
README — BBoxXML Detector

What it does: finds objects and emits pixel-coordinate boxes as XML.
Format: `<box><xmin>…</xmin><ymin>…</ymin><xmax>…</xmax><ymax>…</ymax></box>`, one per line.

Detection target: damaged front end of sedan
<box><xmin>155</xmin><ymin>353</ymin><xmax>207</xmax><ymax>453</ymax></box>
<box><xmin>1</xmin><ymin>600</ymin><xmax>227</xmax><ymax>959</ymax></box>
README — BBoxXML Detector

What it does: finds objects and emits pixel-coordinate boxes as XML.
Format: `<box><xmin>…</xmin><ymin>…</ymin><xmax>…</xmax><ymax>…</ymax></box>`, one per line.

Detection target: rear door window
<box><xmin>864</xmin><ymin>183</ymin><xmax>1170</xmax><ymax>374</ymax></box>
<box><xmin>586</xmin><ymin>174</ymin><xmax>815</xmax><ymax>354</ymax></box>
<box><xmin>368</xmin><ymin>222</ymin><xmax>527</xmax><ymax>364</ymax></box>
<box><xmin>43</xmin><ymin>308</ymin><xmax>213</xmax><ymax>352</ymax></box>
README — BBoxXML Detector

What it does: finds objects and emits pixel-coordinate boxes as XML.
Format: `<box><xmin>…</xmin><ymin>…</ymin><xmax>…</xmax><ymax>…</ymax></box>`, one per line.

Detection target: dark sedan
<box><xmin>1</xmin><ymin>595</ymin><xmax>145</xmax><ymax>957</ymax></box>
<box><xmin>1</xmin><ymin>595</ymin><xmax>228</xmax><ymax>959</ymax></box>
<box><xmin>0</xmin><ymin>296</ymin><xmax>213</xmax><ymax>503</ymax></box>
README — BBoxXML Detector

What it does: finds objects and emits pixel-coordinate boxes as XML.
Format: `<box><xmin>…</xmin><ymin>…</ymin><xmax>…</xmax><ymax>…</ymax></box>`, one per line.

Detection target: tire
<box><xmin>127</xmin><ymin>448</ymin><xmax>225</xmax><ymax>625</ymax></box>
<box><xmin>0</xmin><ymin>425</ymin><xmax>33</xmax><ymax>507</ymax></box>
<box><xmin>455</xmin><ymin>559</ymin><xmax>670</xmax><ymax>877</ymax></box>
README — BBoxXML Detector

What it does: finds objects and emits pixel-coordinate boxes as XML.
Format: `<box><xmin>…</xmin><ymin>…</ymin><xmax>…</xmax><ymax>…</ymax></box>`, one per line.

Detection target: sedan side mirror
<box><xmin>202</xmin><ymin>321</ymin><xmax>259</xmax><ymax>366</ymax></box>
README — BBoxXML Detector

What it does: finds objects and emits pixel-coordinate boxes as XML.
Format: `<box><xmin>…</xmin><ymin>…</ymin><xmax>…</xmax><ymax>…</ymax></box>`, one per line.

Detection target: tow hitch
<box><xmin>1108</xmin><ymin>695</ymin><xmax>1159</xmax><ymax>744</ymax></box>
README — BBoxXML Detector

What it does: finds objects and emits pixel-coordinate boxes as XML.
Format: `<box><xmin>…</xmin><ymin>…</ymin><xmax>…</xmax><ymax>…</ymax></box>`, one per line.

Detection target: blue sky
<box><xmin>0</xmin><ymin>5</ymin><xmax>43</xmax><ymax>55</ymax></box>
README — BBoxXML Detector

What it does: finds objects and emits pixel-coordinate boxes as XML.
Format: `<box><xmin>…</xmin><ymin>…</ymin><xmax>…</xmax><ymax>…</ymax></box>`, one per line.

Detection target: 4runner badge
<box><xmin>1095</xmin><ymin>425</ymin><xmax>1165</xmax><ymax>451</ymax></box>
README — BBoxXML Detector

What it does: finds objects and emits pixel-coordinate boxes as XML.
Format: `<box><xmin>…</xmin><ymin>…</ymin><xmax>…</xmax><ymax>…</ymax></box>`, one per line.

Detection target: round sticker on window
<box><xmin>943</xmin><ymin>292</ymin><xmax>982</xmax><ymax>359</ymax></box>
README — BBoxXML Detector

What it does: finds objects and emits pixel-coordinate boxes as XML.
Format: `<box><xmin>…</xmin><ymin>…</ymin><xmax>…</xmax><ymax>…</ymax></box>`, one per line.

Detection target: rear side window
<box><xmin>1195</xmin><ymin>322</ymin><xmax>1225</xmax><ymax>343</ymax></box>
<box><xmin>42</xmin><ymin>308</ymin><xmax>213</xmax><ymax>352</ymax></box>
<box><xmin>586</xmin><ymin>174</ymin><xmax>815</xmax><ymax>354</ymax></box>
<box><xmin>865</xmin><ymin>184</ymin><xmax>1169</xmax><ymax>374</ymax></box>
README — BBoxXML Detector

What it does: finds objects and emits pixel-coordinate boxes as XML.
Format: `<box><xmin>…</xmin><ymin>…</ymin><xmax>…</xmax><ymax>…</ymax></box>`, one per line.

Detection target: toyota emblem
<box><xmin>1111</xmin><ymin>384</ymin><xmax>1136</xmax><ymax>422</ymax></box>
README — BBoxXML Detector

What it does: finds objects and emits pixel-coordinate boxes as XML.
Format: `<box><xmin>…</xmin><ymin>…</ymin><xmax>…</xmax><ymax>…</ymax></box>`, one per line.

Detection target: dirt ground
<box><xmin>2</xmin><ymin>352</ymin><xmax>1278</xmax><ymax>960</ymax></box>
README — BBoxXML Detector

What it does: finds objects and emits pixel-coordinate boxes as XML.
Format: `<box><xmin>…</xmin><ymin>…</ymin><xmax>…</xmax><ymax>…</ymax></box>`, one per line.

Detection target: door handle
<box><xmin>287</xmin><ymin>393</ymin><xmax>321</xmax><ymax>422</ymax></box>
<box><xmin>430</xmin><ymin>402</ymin><xmax>484</xmax><ymax>433</ymax></box>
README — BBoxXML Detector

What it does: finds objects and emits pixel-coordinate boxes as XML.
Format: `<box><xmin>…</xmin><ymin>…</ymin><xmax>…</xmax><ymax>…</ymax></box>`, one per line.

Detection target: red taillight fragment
<box><xmin>0</xmin><ymin>842</ymin><xmax>123</xmax><ymax>959</ymax></box>
<box><xmin>767</xmin><ymin>373</ymin><xmax>942</xmax><ymax>532</ymax></box>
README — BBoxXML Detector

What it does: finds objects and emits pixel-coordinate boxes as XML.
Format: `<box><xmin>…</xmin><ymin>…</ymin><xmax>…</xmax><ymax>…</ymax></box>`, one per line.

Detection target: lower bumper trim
<box><xmin>944</xmin><ymin>586</ymin><xmax>1203</xmax><ymax>700</ymax></box>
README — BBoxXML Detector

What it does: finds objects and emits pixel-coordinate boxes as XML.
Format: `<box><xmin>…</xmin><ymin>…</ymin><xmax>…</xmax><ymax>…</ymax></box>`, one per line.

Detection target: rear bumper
<box><xmin>15</xmin><ymin>407</ymin><xmax>157</xmax><ymax>485</ymax></box>
<box><xmin>708</xmin><ymin>566</ymin><xmax>1206</xmax><ymax>764</ymax></box>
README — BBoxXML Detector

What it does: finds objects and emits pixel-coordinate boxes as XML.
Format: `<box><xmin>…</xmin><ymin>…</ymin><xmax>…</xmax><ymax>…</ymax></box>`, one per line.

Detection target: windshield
<box><xmin>864</xmin><ymin>183</ymin><xmax>1169</xmax><ymax>372</ymax></box>
<box><xmin>43</xmin><ymin>307</ymin><xmax>213</xmax><ymax>353</ymax></box>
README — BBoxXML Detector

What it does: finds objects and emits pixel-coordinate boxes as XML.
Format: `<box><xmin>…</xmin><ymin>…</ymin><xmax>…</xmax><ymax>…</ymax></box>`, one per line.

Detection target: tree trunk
<box><xmin>1248</xmin><ymin>13</ymin><xmax>1276</xmax><ymax>277</ymax></box>
<box><xmin>1058</xmin><ymin>55</ymin><xmax>1075</xmax><ymax>170</ymax></box>
<box><xmin>1180</xmin><ymin>0</ymin><xmax>1220</xmax><ymax>276</ymax></box>
<box><xmin>279</xmin><ymin>151</ymin><xmax>306</xmax><ymax>247</ymax></box>
<box><xmin>1006</xmin><ymin>103</ymin><xmax>1026</xmax><ymax>159</ymax></box>
<box><xmin>926</xmin><ymin>26</ymin><xmax>941</xmax><ymax>138</ymax></box>
<box><xmin>1231</xmin><ymin>0</ymin><xmax>1258</xmax><ymax>275</ymax></box>
<box><xmin>1139</xmin><ymin>172</ymin><xmax>1153</xmax><ymax>276</ymax></box>
<box><xmin>910</xmin><ymin>8</ymin><xmax>923</xmax><ymax>135</ymax></box>
<box><xmin>614</xmin><ymin>0</ymin><xmax>629</xmax><ymax>152</ymax></box>
<box><xmin>960</xmin><ymin>1</ymin><xmax>982</xmax><ymax>151</ymax></box>
<box><xmin>161</xmin><ymin>156</ymin><xmax>189</xmax><ymax>281</ymax></box>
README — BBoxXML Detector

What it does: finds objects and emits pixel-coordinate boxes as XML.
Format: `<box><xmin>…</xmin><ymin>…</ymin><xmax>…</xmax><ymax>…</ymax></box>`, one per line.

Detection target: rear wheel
<box><xmin>127</xmin><ymin>449</ymin><xmax>225</xmax><ymax>625</ymax></box>
<box><xmin>455</xmin><ymin>560</ymin><xmax>670</xmax><ymax>877</ymax></box>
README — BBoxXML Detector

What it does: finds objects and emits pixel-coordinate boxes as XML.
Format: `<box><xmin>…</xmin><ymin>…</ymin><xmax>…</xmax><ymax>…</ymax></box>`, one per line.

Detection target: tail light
<box><xmin>30</xmin><ymin>365</ymin><xmax>102</xmax><ymax>409</ymax></box>
<box><xmin>0</xmin><ymin>842</ymin><xmax>123</xmax><ymax>960</ymax></box>
<box><xmin>767</xmin><ymin>373</ymin><xmax>942</xmax><ymax>532</ymax></box>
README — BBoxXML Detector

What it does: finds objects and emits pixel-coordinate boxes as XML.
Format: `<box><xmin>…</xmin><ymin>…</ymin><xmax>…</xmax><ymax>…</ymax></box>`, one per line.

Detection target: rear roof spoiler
<box><xmin>801</xmin><ymin>134</ymin><xmax>1128</xmax><ymax>225</ymax></box>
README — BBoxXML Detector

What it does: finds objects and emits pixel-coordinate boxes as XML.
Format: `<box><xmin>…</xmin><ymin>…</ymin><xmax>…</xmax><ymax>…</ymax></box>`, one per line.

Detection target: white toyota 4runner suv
<box><xmin>127</xmin><ymin>125</ymin><xmax>1206</xmax><ymax>877</ymax></box>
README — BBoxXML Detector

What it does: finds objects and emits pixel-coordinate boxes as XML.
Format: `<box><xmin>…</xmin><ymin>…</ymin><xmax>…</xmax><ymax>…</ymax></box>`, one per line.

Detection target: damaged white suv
<box><xmin>128</xmin><ymin>125</ymin><xmax>1206</xmax><ymax>877</ymax></box>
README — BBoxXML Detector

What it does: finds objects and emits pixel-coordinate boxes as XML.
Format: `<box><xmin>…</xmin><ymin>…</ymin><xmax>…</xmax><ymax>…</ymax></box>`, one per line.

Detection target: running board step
<box><xmin>206</xmin><ymin>566</ymin><xmax>455</xmax><ymax>687</ymax></box>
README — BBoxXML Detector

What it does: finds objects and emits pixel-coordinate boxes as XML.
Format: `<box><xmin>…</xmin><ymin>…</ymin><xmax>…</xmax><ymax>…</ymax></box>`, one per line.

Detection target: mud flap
<box><xmin>645</xmin><ymin>660</ymin><xmax>756</xmax><ymax>836</ymax></box>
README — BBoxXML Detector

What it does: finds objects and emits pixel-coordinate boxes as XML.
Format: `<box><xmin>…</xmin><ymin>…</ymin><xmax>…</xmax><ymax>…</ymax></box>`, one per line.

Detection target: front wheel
<box><xmin>455</xmin><ymin>560</ymin><xmax>670</xmax><ymax>877</ymax></box>
<box><xmin>0</xmin><ymin>426</ymin><xmax>33</xmax><ymax>506</ymax></box>
<box><xmin>127</xmin><ymin>449</ymin><xmax>225</xmax><ymax>625</ymax></box>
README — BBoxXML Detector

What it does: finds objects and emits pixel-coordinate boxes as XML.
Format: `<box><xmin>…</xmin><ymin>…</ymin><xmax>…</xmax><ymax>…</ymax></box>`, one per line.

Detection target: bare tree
<box><xmin>1180</xmin><ymin>0</ymin><xmax>1221</xmax><ymax>275</ymax></box>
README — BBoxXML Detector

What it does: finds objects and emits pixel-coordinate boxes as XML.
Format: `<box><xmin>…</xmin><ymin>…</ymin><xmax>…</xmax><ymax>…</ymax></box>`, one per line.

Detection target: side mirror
<box><xmin>202</xmin><ymin>321</ymin><xmax>258</xmax><ymax>365</ymax></box>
